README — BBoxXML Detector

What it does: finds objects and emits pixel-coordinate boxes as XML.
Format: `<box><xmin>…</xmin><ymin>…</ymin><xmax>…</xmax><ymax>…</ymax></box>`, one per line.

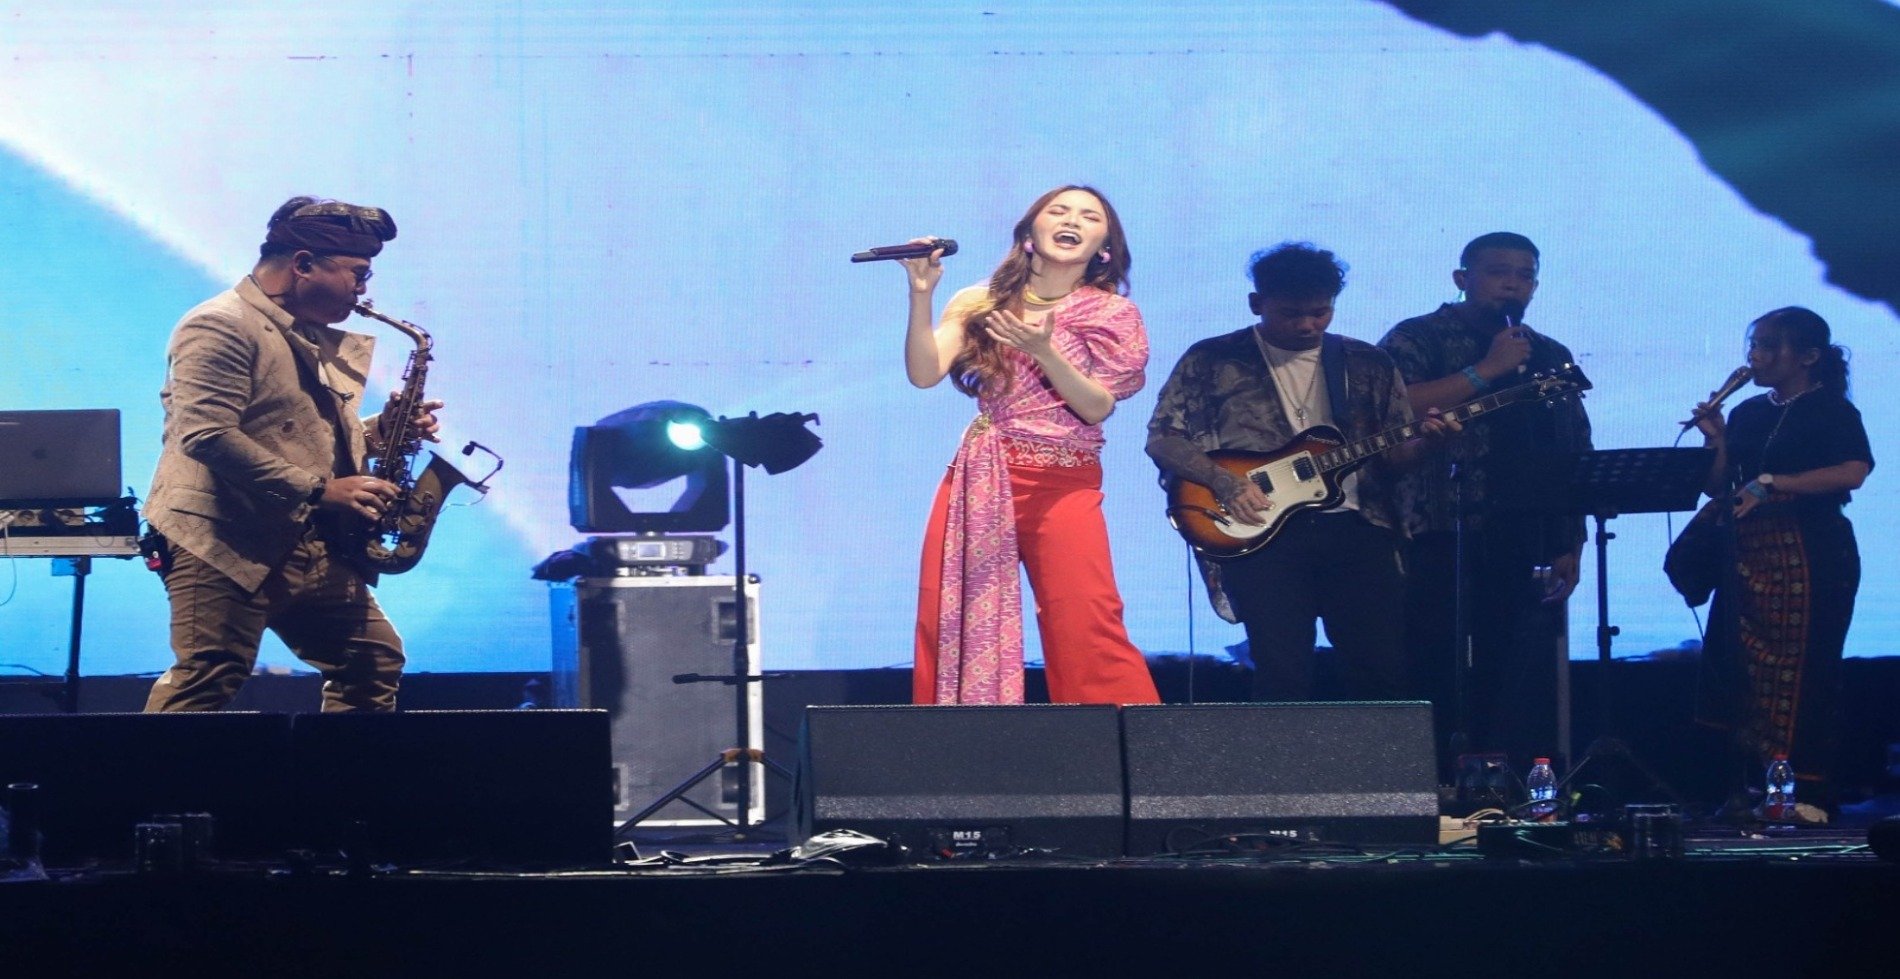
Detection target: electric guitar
<box><xmin>1164</xmin><ymin>364</ymin><xmax>1591</xmax><ymax>558</ymax></box>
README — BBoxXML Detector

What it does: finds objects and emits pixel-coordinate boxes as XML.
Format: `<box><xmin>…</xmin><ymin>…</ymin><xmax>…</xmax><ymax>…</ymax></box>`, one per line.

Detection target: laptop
<box><xmin>0</xmin><ymin>409</ymin><xmax>123</xmax><ymax>507</ymax></box>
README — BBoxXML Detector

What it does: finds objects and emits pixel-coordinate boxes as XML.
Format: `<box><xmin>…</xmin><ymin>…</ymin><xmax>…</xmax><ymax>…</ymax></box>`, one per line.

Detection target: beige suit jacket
<box><xmin>145</xmin><ymin>277</ymin><xmax>378</xmax><ymax>591</ymax></box>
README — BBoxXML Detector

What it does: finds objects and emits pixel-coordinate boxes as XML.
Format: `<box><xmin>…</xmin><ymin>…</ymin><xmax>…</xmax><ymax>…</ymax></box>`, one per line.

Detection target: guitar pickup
<box><xmin>1292</xmin><ymin>458</ymin><xmax>1318</xmax><ymax>481</ymax></box>
<box><xmin>1249</xmin><ymin>471</ymin><xmax>1274</xmax><ymax>493</ymax></box>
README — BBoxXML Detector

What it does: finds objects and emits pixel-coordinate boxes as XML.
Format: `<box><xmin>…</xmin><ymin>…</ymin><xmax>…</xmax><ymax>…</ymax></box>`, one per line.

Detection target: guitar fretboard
<box><xmin>1313</xmin><ymin>380</ymin><xmax>1558</xmax><ymax>473</ymax></box>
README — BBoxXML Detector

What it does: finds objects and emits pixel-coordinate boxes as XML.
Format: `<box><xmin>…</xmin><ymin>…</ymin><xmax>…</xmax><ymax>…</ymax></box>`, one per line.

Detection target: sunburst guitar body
<box><xmin>1163</xmin><ymin>364</ymin><xmax>1590</xmax><ymax>559</ymax></box>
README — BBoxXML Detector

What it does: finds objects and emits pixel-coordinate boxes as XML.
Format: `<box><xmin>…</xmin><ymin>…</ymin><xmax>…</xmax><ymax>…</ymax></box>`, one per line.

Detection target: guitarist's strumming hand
<box><xmin>1214</xmin><ymin>471</ymin><xmax>1274</xmax><ymax>525</ymax></box>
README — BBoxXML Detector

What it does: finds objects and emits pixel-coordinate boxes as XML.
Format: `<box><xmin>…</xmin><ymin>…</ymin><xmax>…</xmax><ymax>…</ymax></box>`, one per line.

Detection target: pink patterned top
<box><xmin>930</xmin><ymin>286</ymin><xmax>1148</xmax><ymax>704</ymax></box>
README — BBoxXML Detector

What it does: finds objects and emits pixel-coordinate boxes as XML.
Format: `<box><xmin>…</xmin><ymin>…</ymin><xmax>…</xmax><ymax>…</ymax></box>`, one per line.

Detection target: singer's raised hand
<box><xmin>983</xmin><ymin>307</ymin><xmax>1056</xmax><ymax>359</ymax></box>
<box><xmin>1477</xmin><ymin>323</ymin><xmax>1532</xmax><ymax>380</ymax></box>
<box><xmin>898</xmin><ymin>237</ymin><xmax>946</xmax><ymax>294</ymax></box>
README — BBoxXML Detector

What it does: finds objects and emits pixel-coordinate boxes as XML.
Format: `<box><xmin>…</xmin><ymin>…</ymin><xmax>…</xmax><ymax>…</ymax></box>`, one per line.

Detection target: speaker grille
<box><xmin>551</xmin><ymin>577</ymin><xmax>762</xmax><ymax>825</ymax></box>
<box><xmin>797</xmin><ymin>705</ymin><xmax>1125</xmax><ymax>858</ymax></box>
<box><xmin>1122</xmin><ymin>702</ymin><xmax>1437</xmax><ymax>852</ymax></box>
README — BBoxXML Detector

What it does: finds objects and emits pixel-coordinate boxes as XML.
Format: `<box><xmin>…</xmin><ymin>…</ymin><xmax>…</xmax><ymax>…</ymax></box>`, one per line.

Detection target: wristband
<box><xmin>308</xmin><ymin>478</ymin><xmax>328</xmax><ymax>505</ymax></box>
<box><xmin>1461</xmin><ymin>365</ymin><xmax>1489</xmax><ymax>392</ymax></box>
<box><xmin>1743</xmin><ymin>480</ymin><xmax>1770</xmax><ymax>501</ymax></box>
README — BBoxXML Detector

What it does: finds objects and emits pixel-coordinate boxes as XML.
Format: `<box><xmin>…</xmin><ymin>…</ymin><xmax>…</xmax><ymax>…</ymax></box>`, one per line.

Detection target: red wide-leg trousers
<box><xmin>914</xmin><ymin>459</ymin><xmax>1159</xmax><ymax>705</ymax></box>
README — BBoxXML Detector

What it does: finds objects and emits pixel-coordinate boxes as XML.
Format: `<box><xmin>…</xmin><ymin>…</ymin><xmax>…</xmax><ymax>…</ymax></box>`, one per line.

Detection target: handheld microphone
<box><xmin>1502</xmin><ymin>302</ymin><xmax>1529</xmax><ymax>374</ymax></box>
<box><xmin>1681</xmin><ymin>366</ymin><xmax>1754</xmax><ymax>429</ymax></box>
<box><xmin>851</xmin><ymin>238</ymin><xmax>958</xmax><ymax>263</ymax></box>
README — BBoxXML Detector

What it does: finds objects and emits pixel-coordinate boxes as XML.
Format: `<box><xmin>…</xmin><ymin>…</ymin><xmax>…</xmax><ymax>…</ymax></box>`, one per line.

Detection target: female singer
<box><xmin>1691</xmin><ymin>307</ymin><xmax>1872</xmax><ymax>811</ymax></box>
<box><xmin>901</xmin><ymin>185</ymin><xmax>1159</xmax><ymax>706</ymax></box>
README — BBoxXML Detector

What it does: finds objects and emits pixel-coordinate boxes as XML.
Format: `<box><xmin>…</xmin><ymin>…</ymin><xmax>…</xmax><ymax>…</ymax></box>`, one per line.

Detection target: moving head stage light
<box><xmin>569</xmin><ymin>401</ymin><xmax>729</xmax><ymax>534</ymax></box>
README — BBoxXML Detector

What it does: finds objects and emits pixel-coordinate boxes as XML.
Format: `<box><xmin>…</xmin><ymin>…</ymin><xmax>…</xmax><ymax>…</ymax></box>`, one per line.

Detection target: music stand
<box><xmin>1533</xmin><ymin>447</ymin><xmax>1714</xmax><ymax>804</ymax></box>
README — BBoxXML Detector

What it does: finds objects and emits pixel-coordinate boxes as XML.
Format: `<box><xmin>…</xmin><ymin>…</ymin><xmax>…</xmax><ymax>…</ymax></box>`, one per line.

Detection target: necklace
<box><xmin>1759</xmin><ymin>384</ymin><xmax>1821</xmax><ymax>472</ymax></box>
<box><xmin>1023</xmin><ymin>286</ymin><xmax>1071</xmax><ymax>306</ymax></box>
<box><xmin>1768</xmin><ymin>383</ymin><xmax>1819</xmax><ymax>407</ymax></box>
<box><xmin>1259</xmin><ymin>338</ymin><xmax>1323</xmax><ymax>425</ymax></box>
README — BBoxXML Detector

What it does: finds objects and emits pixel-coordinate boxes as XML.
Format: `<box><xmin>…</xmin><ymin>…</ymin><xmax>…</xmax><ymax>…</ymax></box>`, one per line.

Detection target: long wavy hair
<box><xmin>950</xmin><ymin>185</ymin><xmax>1132</xmax><ymax>398</ymax></box>
<box><xmin>1752</xmin><ymin>305</ymin><xmax>1851</xmax><ymax>398</ymax></box>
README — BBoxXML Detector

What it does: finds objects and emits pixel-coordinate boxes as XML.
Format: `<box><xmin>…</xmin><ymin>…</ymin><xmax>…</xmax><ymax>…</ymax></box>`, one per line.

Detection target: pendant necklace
<box><xmin>1260</xmin><ymin>339</ymin><xmax>1322</xmax><ymax>425</ymax></box>
<box><xmin>1767</xmin><ymin>383</ymin><xmax>1818</xmax><ymax>407</ymax></box>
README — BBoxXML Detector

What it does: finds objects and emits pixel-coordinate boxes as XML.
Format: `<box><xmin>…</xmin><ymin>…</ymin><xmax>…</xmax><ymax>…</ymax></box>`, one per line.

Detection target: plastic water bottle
<box><xmin>1526</xmin><ymin>758</ymin><xmax>1557</xmax><ymax>818</ymax></box>
<box><xmin>1764</xmin><ymin>755</ymin><xmax>1796</xmax><ymax>822</ymax></box>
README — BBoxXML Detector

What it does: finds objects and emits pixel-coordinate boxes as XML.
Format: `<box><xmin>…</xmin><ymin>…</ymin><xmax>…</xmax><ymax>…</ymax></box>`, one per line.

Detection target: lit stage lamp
<box><xmin>559</xmin><ymin>405</ymin><xmax>822</xmax><ymax>837</ymax></box>
<box><xmin>700</xmin><ymin>411</ymin><xmax>823</xmax><ymax>475</ymax></box>
<box><xmin>568</xmin><ymin>401</ymin><xmax>729</xmax><ymax>533</ymax></box>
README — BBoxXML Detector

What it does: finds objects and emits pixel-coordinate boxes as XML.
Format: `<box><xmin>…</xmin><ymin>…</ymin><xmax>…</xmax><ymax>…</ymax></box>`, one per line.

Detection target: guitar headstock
<box><xmin>1519</xmin><ymin>363</ymin><xmax>1591</xmax><ymax>402</ymax></box>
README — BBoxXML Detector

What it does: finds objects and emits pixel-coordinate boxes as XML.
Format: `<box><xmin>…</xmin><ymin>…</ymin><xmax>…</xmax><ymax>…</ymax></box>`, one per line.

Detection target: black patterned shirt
<box><xmin>1145</xmin><ymin>325</ymin><xmax>1415</xmax><ymax>534</ymax></box>
<box><xmin>1377</xmin><ymin>303</ymin><xmax>1593</xmax><ymax>549</ymax></box>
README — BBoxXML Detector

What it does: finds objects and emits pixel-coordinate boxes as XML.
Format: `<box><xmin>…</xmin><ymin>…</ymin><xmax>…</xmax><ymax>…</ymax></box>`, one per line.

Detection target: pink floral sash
<box><xmin>933</xmin><ymin>414</ymin><xmax>1026</xmax><ymax>704</ymax></box>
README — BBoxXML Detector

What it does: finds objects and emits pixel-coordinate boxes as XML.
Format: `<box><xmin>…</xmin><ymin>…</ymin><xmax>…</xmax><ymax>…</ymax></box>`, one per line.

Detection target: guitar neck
<box><xmin>1315</xmin><ymin>386</ymin><xmax>1525</xmax><ymax>473</ymax></box>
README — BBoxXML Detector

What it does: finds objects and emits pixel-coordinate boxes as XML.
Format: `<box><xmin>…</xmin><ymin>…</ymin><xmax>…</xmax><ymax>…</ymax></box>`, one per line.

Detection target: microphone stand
<box><xmin>614</xmin><ymin>460</ymin><xmax>793</xmax><ymax>842</ymax></box>
<box><xmin>1448</xmin><ymin>461</ymin><xmax>1473</xmax><ymax>770</ymax></box>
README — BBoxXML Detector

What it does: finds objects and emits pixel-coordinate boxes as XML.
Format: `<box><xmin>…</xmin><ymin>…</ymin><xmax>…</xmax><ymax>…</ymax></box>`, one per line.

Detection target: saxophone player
<box><xmin>142</xmin><ymin>196</ymin><xmax>443</xmax><ymax>713</ymax></box>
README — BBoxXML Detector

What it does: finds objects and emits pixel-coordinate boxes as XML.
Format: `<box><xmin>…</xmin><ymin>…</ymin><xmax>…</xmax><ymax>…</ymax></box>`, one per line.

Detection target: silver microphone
<box><xmin>1681</xmin><ymin>365</ymin><xmax>1754</xmax><ymax>429</ymax></box>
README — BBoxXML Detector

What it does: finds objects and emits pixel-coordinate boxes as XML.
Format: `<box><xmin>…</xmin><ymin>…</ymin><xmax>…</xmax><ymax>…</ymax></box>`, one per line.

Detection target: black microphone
<box><xmin>1680</xmin><ymin>366</ymin><xmax>1754</xmax><ymax>429</ymax></box>
<box><xmin>850</xmin><ymin>238</ymin><xmax>958</xmax><ymax>263</ymax></box>
<box><xmin>1502</xmin><ymin>302</ymin><xmax>1529</xmax><ymax>375</ymax></box>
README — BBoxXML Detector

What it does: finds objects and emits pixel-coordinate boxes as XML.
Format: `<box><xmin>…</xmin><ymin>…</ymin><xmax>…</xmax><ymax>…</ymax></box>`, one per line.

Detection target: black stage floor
<box><xmin>5</xmin><ymin>663</ymin><xmax>1897</xmax><ymax>975</ymax></box>
<box><xmin>4</xmin><ymin>824</ymin><xmax>1895</xmax><ymax>977</ymax></box>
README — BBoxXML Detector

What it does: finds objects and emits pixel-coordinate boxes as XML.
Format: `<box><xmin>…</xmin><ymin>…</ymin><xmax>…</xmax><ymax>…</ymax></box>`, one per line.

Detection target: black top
<box><xmin>1725</xmin><ymin>389</ymin><xmax>1874</xmax><ymax>512</ymax></box>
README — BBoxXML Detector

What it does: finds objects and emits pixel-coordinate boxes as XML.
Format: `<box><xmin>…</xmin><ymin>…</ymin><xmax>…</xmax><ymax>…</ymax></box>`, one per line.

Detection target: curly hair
<box><xmin>1247</xmin><ymin>242</ymin><xmax>1347</xmax><ymax>299</ymax></box>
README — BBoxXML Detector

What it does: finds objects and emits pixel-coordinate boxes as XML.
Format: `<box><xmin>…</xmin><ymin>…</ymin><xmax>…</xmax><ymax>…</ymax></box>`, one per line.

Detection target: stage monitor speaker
<box><xmin>795</xmin><ymin>705</ymin><xmax>1125</xmax><ymax>859</ymax></box>
<box><xmin>0</xmin><ymin>712</ymin><xmax>292</xmax><ymax>865</ymax></box>
<box><xmin>549</xmin><ymin>576</ymin><xmax>762</xmax><ymax>826</ymax></box>
<box><xmin>290</xmin><ymin>709</ymin><xmax>613</xmax><ymax>868</ymax></box>
<box><xmin>1871</xmin><ymin>815</ymin><xmax>1900</xmax><ymax>864</ymax></box>
<box><xmin>1122</xmin><ymin>702</ymin><xmax>1438</xmax><ymax>855</ymax></box>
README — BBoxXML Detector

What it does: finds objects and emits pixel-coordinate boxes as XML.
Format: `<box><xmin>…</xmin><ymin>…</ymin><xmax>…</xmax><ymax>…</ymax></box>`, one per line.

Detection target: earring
<box><xmin>1096</xmin><ymin>248</ymin><xmax>1111</xmax><ymax>264</ymax></box>
<box><xmin>1021</xmin><ymin>239</ymin><xmax>1035</xmax><ymax>255</ymax></box>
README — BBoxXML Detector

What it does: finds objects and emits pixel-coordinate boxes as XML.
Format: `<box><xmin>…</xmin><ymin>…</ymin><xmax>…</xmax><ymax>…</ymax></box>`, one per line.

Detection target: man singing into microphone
<box><xmin>1378</xmin><ymin>232</ymin><xmax>1593</xmax><ymax>780</ymax></box>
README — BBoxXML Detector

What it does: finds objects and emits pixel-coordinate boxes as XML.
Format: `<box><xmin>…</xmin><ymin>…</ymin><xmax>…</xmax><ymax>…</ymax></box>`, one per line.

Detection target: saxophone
<box><xmin>349</xmin><ymin>300</ymin><xmax>472</xmax><ymax>574</ymax></box>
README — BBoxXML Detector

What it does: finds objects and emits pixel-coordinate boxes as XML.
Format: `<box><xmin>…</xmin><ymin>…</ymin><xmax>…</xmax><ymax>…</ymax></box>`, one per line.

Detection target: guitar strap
<box><xmin>1321</xmin><ymin>332</ymin><xmax>1349</xmax><ymax>429</ymax></box>
<box><xmin>1249</xmin><ymin>329</ymin><xmax>1352</xmax><ymax>432</ymax></box>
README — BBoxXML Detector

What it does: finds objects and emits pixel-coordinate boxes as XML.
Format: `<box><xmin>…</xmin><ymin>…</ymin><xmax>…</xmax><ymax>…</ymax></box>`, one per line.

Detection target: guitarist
<box><xmin>1377</xmin><ymin>232</ymin><xmax>1593</xmax><ymax>779</ymax></box>
<box><xmin>1146</xmin><ymin>242</ymin><xmax>1458</xmax><ymax>703</ymax></box>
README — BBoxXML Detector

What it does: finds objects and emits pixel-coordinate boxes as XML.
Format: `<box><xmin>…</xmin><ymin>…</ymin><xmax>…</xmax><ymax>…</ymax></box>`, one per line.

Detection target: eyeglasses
<box><xmin>316</xmin><ymin>255</ymin><xmax>374</xmax><ymax>286</ymax></box>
